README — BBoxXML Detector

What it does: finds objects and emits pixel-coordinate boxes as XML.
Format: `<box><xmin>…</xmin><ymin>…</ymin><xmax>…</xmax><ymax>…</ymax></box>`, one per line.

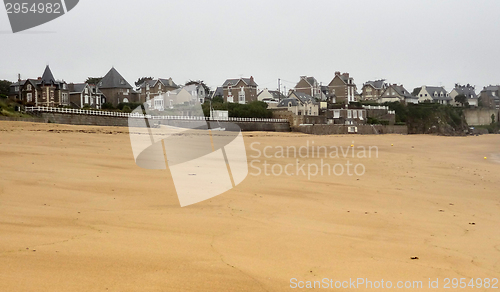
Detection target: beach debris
<box><xmin>439</xmin><ymin>210</ymin><xmax>445</xmax><ymax>212</ymax></box>
<box><xmin>189</xmin><ymin>173</ymin><xmax>197</xmax><ymax>176</ymax></box>
<box><xmin>410</xmin><ymin>257</ymin><xmax>419</xmax><ymax>260</ymax></box>
<box><xmin>469</xmin><ymin>223</ymin><xmax>476</xmax><ymax>225</ymax></box>
<box><xmin>484</xmin><ymin>157</ymin><xmax>487</xmax><ymax>160</ymax></box>
<box><xmin>391</xmin><ymin>144</ymin><xmax>394</xmax><ymax>146</ymax></box>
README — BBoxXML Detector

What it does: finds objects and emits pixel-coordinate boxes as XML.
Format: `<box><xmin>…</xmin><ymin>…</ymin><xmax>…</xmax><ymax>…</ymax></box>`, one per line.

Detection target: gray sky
<box><xmin>1</xmin><ymin>0</ymin><xmax>499</xmax><ymax>93</ymax></box>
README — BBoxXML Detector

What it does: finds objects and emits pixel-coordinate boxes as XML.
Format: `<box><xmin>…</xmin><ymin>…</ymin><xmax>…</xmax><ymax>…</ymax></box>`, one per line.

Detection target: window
<box><xmin>333</xmin><ymin>110</ymin><xmax>340</xmax><ymax>119</ymax></box>
<box><xmin>124</xmin><ymin>89</ymin><xmax>129</xmax><ymax>96</ymax></box>
<box><xmin>27</xmin><ymin>93</ymin><xmax>32</xmax><ymax>102</ymax></box>
<box><xmin>353</xmin><ymin>110</ymin><xmax>358</xmax><ymax>119</ymax></box>
<box><xmin>63</xmin><ymin>84</ymin><xmax>67</xmax><ymax>90</ymax></box>
<box><xmin>27</xmin><ymin>84</ymin><xmax>32</xmax><ymax>91</ymax></box>
<box><xmin>85</xmin><ymin>95</ymin><xmax>89</xmax><ymax>104</ymax></box>
<box><xmin>238</xmin><ymin>87</ymin><xmax>245</xmax><ymax>104</ymax></box>
<box><xmin>85</xmin><ymin>88</ymin><xmax>88</xmax><ymax>94</ymax></box>
<box><xmin>50</xmin><ymin>91</ymin><xmax>54</xmax><ymax>100</ymax></box>
<box><xmin>347</xmin><ymin>110</ymin><xmax>352</xmax><ymax>119</ymax></box>
<box><xmin>15</xmin><ymin>86</ymin><xmax>19</xmax><ymax>92</ymax></box>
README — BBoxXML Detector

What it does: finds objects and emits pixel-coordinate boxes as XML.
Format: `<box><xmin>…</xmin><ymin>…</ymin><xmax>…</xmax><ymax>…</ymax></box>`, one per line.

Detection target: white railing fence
<box><xmin>362</xmin><ymin>105</ymin><xmax>396</xmax><ymax>115</ymax></box>
<box><xmin>24</xmin><ymin>106</ymin><xmax>288</xmax><ymax>123</ymax></box>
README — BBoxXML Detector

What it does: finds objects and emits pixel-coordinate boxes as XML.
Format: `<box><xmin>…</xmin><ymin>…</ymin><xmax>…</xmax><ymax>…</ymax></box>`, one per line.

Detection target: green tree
<box><xmin>0</xmin><ymin>80</ymin><xmax>13</xmax><ymax>97</ymax></box>
<box><xmin>85</xmin><ymin>77</ymin><xmax>102</xmax><ymax>85</ymax></box>
<box><xmin>135</xmin><ymin>77</ymin><xmax>153</xmax><ymax>87</ymax></box>
<box><xmin>454</xmin><ymin>94</ymin><xmax>468</xmax><ymax>107</ymax></box>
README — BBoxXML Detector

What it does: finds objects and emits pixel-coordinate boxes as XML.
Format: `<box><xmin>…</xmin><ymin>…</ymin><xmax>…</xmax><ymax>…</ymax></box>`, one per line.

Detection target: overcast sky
<box><xmin>1</xmin><ymin>0</ymin><xmax>499</xmax><ymax>93</ymax></box>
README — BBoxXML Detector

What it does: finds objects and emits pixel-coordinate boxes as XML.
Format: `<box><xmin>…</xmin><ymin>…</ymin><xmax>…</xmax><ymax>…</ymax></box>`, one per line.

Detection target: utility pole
<box><xmin>278</xmin><ymin>78</ymin><xmax>281</xmax><ymax>101</ymax></box>
<box><xmin>18</xmin><ymin>73</ymin><xmax>21</xmax><ymax>101</ymax></box>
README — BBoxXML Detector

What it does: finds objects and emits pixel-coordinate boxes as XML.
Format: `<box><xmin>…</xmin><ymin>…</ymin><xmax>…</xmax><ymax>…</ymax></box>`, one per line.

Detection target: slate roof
<box><xmin>214</xmin><ymin>87</ymin><xmax>223</xmax><ymax>96</ymax></box>
<box><xmin>99</xmin><ymin>67</ymin><xmax>133</xmax><ymax>89</ymax></box>
<box><xmin>453</xmin><ymin>86</ymin><xmax>478</xmax><ymax>98</ymax></box>
<box><xmin>483</xmin><ymin>85</ymin><xmax>500</xmax><ymax>92</ymax></box>
<box><xmin>364</xmin><ymin>80</ymin><xmax>386</xmax><ymax>90</ymax></box>
<box><xmin>138</xmin><ymin>79</ymin><xmax>156</xmax><ymax>89</ymax></box>
<box><xmin>278</xmin><ymin>91</ymin><xmax>318</xmax><ymax>107</ymax></box>
<box><xmin>391</xmin><ymin>85</ymin><xmax>414</xmax><ymax>99</ymax></box>
<box><xmin>69</xmin><ymin>83</ymin><xmax>86</xmax><ymax>93</ymax></box>
<box><xmin>41</xmin><ymin>65</ymin><xmax>56</xmax><ymax>85</ymax></box>
<box><xmin>158</xmin><ymin>78</ymin><xmax>179</xmax><ymax>88</ymax></box>
<box><xmin>277</xmin><ymin>98</ymin><xmax>298</xmax><ymax>107</ymax></box>
<box><xmin>415</xmin><ymin>86</ymin><xmax>450</xmax><ymax>100</ymax></box>
<box><xmin>222</xmin><ymin>77</ymin><xmax>257</xmax><ymax>87</ymax></box>
<box><xmin>257</xmin><ymin>89</ymin><xmax>286</xmax><ymax>100</ymax></box>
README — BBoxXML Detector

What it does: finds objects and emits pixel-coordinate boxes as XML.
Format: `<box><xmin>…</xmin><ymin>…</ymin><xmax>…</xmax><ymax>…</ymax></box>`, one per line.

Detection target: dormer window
<box><xmin>120</xmin><ymin>79</ymin><xmax>125</xmax><ymax>85</ymax></box>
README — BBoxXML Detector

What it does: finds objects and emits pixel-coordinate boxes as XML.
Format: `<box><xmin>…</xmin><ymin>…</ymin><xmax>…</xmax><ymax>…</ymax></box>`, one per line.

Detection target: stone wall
<box><xmin>1</xmin><ymin>113</ymin><xmax>291</xmax><ymax>132</ymax></box>
<box><xmin>464</xmin><ymin>108</ymin><xmax>500</xmax><ymax>126</ymax></box>
<box><xmin>295</xmin><ymin>124</ymin><xmax>408</xmax><ymax>135</ymax></box>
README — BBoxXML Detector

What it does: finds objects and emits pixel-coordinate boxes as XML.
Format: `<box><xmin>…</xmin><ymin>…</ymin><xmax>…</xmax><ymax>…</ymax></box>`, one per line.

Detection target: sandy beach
<box><xmin>0</xmin><ymin>121</ymin><xmax>499</xmax><ymax>291</ymax></box>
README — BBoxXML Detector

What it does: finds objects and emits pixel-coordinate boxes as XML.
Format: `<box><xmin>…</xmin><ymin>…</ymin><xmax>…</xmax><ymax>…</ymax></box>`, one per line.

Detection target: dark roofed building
<box><xmin>97</xmin><ymin>67</ymin><xmax>139</xmax><ymax>106</ymax></box>
<box><xmin>414</xmin><ymin>86</ymin><xmax>451</xmax><ymax>104</ymax></box>
<box><xmin>380</xmin><ymin>84</ymin><xmax>418</xmax><ymax>104</ymax></box>
<box><xmin>479</xmin><ymin>85</ymin><xmax>500</xmax><ymax>109</ymax></box>
<box><xmin>361</xmin><ymin>79</ymin><xmax>388</xmax><ymax>101</ymax></box>
<box><xmin>69</xmin><ymin>83</ymin><xmax>104</xmax><ymax>109</ymax></box>
<box><xmin>257</xmin><ymin>89</ymin><xmax>286</xmax><ymax>101</ymax></box>
<box><xmin>328</xmin><ymin>71</ymin><xmax>357</xmax><ymax>104</ymax></box>
<box><xmin>138</xmin><ymin>77</ymin><xmax>179</xmax><ymax>104</ymax></box>
<box><xmin>450</xmin><ymin>84</ymin><xmax>478</xmax><ymax>107</ymax></box>
<box><xmin>277</xmin><ymin>91</ymin><xmax>319</xmax><ymax>116</ymax></box>
<box><xmin>222</xmin><ymin>76</ymin><xmax>258</xmax><ymax>104</ymax></box>
<box><xmin>9</xmin><ymin>65</ymin><xmax>69</xmax><ymax>107</ymax></box>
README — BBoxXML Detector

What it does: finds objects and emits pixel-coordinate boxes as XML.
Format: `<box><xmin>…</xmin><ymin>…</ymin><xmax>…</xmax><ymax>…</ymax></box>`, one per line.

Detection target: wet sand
<box><xmin>0</xmin><ymin>121</ymin><xmax>499</xmax><ymax>291</ymax></box>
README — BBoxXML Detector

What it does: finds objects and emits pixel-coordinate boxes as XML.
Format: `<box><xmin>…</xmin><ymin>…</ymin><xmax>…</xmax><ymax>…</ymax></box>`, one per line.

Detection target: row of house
<box><xmin>8</xmin><ymin>66</ymin><xmax>208</xmax><ymax>110</ymax></box>
<box><xmin>9</xmin><ymin>66</ymin><xmax>500</xmax><ymax>112</ymax></box>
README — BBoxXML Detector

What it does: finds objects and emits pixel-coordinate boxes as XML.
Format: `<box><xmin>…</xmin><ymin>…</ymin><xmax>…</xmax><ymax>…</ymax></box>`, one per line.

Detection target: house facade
<box><xmin>222</xmin><ymin>77</ymin><xmax>258</xmax><ymax>104</ymax></box>
<box><xmin>9</xmin><ymin>66</ymin><xmax>69</xmax><ymax>107</ymax></box>
<box><xmin>449</xmin><ymin>84</ymin><xmax>478</xmax><ymax>107</ymax></box>
<box><xmin>413</xmin><ymin>86</ymin><xmax>451</xmax><ymax>104</ymax></box>
<box><xmin>294</xmin><ymin>76</ymin><xmax>325</xmax><ymax>100</ymax></box>
<box><xmin>328</xmin><ymin>72</ymin><xmax>357</xmax><ymax>104</ymax></box>
<box><xmin>69</xmin><ymin>83</ymin><xmax>103</xmax><ymax>109</ymax></box>
<box><xmin>379</xmin><ymin>84</ymin><xmax>418</xmax><ymax>104</ymax></box>
<box><xmin>277</xmin><ymin>91</ymin><xmax>319</xmax><ymax>116</ymax></box>
<box><xmin>328</xmin><ymin>108</ymin><xmax>367</xmax><ymax>125</ymax></box>
<box><xmin>138</xmin><ymin>78</ymin><xmax>179</xmax><ymax>104</ymax></box>
<box><xmin>257</xmin><ymin>89</ymin><xmax>285</xmax><ymax>101</ymax></box>
<box><xmin>478</xmin><ymin>85</ymin><xmax>500</xmax><ymax>109</ymax></box>
<box><xmin>361</xmin><ymin>80</ymin><xmax>388</xmax><ymax>101</ymax></box>
<box><xmin>97</xmin><ymin>67</ymin><xmax>139</xmax><ymax>106</ymax></box>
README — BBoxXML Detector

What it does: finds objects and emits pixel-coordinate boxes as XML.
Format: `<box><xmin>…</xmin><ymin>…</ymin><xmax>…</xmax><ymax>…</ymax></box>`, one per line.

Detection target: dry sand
<box><xmin>0</xmin><ymin>121</ymin><xmax>499</xmax><ymax>291</ymax></box>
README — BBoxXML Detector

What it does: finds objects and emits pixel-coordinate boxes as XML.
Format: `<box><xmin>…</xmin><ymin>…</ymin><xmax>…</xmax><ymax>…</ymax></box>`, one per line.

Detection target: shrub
<box><xmin>101</xmin><ymin>102</ymin><xmax>115</xmax><ymax>110</ymax></box>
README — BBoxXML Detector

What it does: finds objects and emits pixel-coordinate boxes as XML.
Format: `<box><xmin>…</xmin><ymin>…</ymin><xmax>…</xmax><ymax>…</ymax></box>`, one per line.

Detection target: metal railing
<box><xmin>362</xmin><ymin>105</ymin><xmax>396</xmax><ymax>115</ymax></box>
<box><xmin>24</xmin><ymin>106</ymin><xmax>288</xmax><ymax>123</ymax></box>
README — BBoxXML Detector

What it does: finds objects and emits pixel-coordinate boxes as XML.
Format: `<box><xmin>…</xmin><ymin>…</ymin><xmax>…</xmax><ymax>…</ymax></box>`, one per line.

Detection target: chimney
<box><xmin>37</xmin><ymin>77</ymin><xmax>42</xmax><ymax>80</ymax></box>
<box><xmin>342</xmin><ymin>73</ymin><xmax>350</xmax><ymax>79</ymax></box>
<box><xmin>250</xmin><ymin>76</ymin><xmax>254</xmax><ymax>82</ymax></box>
<box><xmin>335</xmin><ymin>71</ymin><xmax>341</xmax><ymax>76</ymax></box>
